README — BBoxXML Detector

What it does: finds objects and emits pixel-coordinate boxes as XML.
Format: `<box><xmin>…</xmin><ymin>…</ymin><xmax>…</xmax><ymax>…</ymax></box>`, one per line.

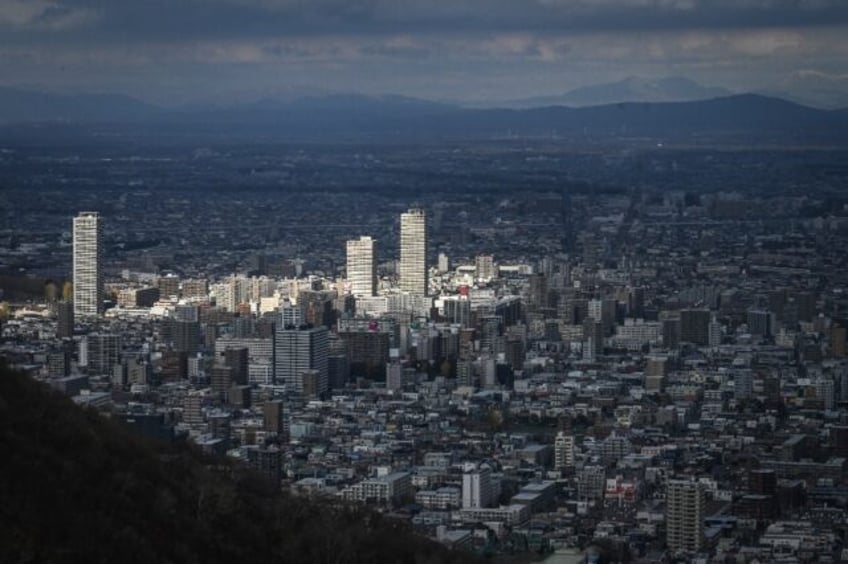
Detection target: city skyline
<box><xmin>2</xmin><ymin>112</ymin><xmax>848</xmax><ymax>561</ymax></box>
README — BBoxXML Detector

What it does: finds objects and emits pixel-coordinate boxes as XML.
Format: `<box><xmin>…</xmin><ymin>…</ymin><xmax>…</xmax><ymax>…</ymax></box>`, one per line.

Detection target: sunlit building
<box><xmin>346</xmin><ymin>235</ymin><xmax>376</xmax><ymax>297</ymax></box>
<box><xmin>73</xmin><ymin>211</ymin><xmax>103</xmax><ymax>316</ymax></box>
<box><xmin>399</xmin><ymin>208</ymin><xmax>427</xmax><ymax>296</ymax></box>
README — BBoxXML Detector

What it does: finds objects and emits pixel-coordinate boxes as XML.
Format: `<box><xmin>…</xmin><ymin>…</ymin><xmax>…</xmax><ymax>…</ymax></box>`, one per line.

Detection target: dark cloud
<box><xmin>0</xmin><ymin>0</ymin><xmax>846</xmax><ymax>106</ymax></box>
<box><xmin>360</xmin><ymin>43</ymin><xmax>433</xmax><ymax>61</ymax></box>
<box><xmin>3</xmin><ymin>0</ymin><xmax>848</xmax><ymax>45</ymax></box>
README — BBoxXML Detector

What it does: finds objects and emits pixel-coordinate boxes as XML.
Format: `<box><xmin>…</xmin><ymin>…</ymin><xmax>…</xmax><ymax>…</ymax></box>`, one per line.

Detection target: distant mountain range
<box><xmin>491</xmin><ymin>76</ymin><xmax>733</xmax><ymax>109</ymax></box>
<box><xmin>0</xmin><ymin>85</ymin><xmax>846</xmax><ymax>143</ymax></box>
<box><xmin>0</xmin><ymin>86</ymin><xmax>162</xmax><ymax>123</ymax></box>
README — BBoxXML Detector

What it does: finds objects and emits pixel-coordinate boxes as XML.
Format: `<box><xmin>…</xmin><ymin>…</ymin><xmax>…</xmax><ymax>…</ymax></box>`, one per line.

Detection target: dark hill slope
<box><xmin>0</xmin><ymin>365</ymin><xmax>475</xmax><ymax>564</ymax></box>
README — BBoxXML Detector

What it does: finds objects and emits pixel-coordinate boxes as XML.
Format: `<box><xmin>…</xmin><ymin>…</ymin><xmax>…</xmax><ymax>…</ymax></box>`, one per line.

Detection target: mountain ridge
<box><xmin>491</xmin><ymin>76</ymin><xmax>733</xmax><ymax>109</ymax></box>
<box><xmin>0</xmin><ymin>86</ymin><xmax>846</xmax><ymax>143</ymax></box>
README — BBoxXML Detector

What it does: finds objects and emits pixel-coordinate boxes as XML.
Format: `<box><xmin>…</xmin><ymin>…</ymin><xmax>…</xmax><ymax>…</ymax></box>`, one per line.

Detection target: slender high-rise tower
<box><xmin>399</xmin><ymin>208</ymin><xmax>427</xmax><ymax>296</ymax></box>
<box><xmin>346</xmin><ymin>236</ymin><xmax>376</xmax><ymax>297</ymax></box>
<box><xmin>73</xmin><ymin>211</ymin><xmax>103</xmax><ymax>317</ymax></box>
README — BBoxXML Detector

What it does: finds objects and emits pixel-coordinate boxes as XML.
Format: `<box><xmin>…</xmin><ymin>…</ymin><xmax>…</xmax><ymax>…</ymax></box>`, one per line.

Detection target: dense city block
<box><xmin>3</xmin><ymin>140</ymin><xmax>848</xmax><ymax>562</ymax></box>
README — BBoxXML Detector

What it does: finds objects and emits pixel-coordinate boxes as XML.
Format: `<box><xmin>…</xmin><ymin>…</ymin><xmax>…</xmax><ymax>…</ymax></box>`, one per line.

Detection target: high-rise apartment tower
<box><xmin>73</xmin><ymin>212</ymin><xmax>103</xmax><ymax>316</ymax></box>
<box><xmin>346</xmin><ymin>236</ymin><xmax>376</xmax><ymax>297</ymax></box>
<box><xmin>399</xmin><ymin>208</ymin><xmax>427</xmax><ymax>296</ymax></box>
<box><xmin>666</xmin><ymin>480</ymin><xmax>706</xmax><ymax>553</ymax></box>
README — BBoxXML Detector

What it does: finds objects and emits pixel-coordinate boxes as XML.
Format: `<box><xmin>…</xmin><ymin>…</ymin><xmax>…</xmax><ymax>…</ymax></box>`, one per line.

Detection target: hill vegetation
<box><xmin>0</xmin><ymin>363</ymin><xmax>477</xmax><ymax>564</ymax></box>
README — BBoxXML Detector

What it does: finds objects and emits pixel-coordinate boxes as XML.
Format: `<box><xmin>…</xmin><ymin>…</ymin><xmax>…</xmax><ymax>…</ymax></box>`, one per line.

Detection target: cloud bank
<box><xmin>0</xmin><ymin>0</ymin><xmax>846</xmax><ymax>106</ymax></box>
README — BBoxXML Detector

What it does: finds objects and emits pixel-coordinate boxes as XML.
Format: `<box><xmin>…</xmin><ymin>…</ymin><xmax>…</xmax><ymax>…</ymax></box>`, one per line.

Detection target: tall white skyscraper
<box><xmin>73</xmin><ymin>211</ymin><xmax>103</xmax><ymax>317</ymax></box>
<box><xmin>399</xmin><ymin>208</ymin><xmax>427</xmax><ymax>296</ymax></box>
<box><xmin>346</xmin><ymin>236</ymin><xmax>376</xmax><ymax>297</ymax></box>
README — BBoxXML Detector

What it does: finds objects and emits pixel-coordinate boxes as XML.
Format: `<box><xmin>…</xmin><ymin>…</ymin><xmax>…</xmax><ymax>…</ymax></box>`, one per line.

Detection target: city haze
<box><xmin>1</xmin><ymin>1</ymin><xmax>847</xmax><ymax>107</ymax></box>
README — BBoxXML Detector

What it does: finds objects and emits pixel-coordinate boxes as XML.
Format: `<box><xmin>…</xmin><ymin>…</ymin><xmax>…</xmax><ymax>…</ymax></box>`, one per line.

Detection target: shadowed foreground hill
<box><xmin>0</xmin><ymin>365</ymin><xmax>477</xmax><ymax>564</ymax></box>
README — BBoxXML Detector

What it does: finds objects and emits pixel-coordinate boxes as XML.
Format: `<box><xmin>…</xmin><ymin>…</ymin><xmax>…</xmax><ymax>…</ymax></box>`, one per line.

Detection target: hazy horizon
<box><xmin>1</xmin><ymin>1</ymin><xmax>847</xmax><ymax>108</ymax></box>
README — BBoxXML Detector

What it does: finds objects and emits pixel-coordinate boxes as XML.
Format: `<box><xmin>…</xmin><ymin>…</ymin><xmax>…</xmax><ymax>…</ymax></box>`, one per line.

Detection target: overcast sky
<box><xmin>1</xmin><ymin>0</ymin><xmax>847</xmax><ymax>106</ymax></box>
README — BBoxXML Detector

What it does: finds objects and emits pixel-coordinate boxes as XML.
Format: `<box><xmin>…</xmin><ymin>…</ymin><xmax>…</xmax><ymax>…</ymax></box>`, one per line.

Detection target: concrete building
<box><xmin>577</xmin><ymin>465</ymin><xmax>606</xmax><ymax>501</ymax></box>
<box><xmin>57</xmin><ymin>300</ymin><xmax>74</xmax><ymax>338</ymax></box>
<box><xmin>263</xmin><ymin>399</ymin><xmax>286</xmax><ymax>437</ymax></box>
<box><xmin>399</xmin><ymin>208</ymin><xmax>427</xmax><ymax>296</ymax></box>
<box><xmin>554</xmin><ymin>431</ymin><xmax>575</xmax><ymax>469</ymax></box>
<box><xmin>346</xmin><ymin>236</ymin><xmax>376</xmax><ymax>297</ymax></box>
<box><xmin>415</xmin><ymin>487</ymin><xmax>461</xmax><ymax>510</ymax></box>
<box><xmin>341</xmin><ymin>471</ymin><xmax>413</xmax><ymax>505</ymax></box>
<box><xmin>680</xmin><ymin>309</ymin><xmax>711</xmax><ymax>346</ymax></box>
<box><xmin>457</xmin><ymin>505</ymin><xmax>529</xmax><ymax>526</ymax></box>
<box><xmin>81</xmin><ymin>333</ymin><xmax>120</xmax><ymax>375</ymax></box>
<box><xmin>475</xmin><ymin>254</ymin><xmax>496</xmax><ymax>281</ymax></box>
<box><xmin>72</xmin><ymin>211</ymin><xmax>103</xmax><ymax>316</ymax></box>
<box><xmin>462</xmin><ymin>464</ymin><xmax>497</xmax><ymax>509</ymax></box>
<box><xmin>666</xmin><ymin>479</ymin><xmax>706</xmax><ymax>553</ymax></box>
<box><xmin>210</xmin><ymin>364</ymin><xmax>234</xmax><ymax>397</ymax></box>
<box><xmin>171</xmin><ymin>319</ymin><xmax>200</xmax><ymax>355</ymax></box>
<box><xmin>274</xmin><ymin>325</ymin><xmax>329</xmax><ymax>395</ymax></box>
<box><xmin>748</xmin><ymin>309</ymin><xmax>774</xmax><ymax>337</ymax></box>
<box><xmin>223</xmin><ymin>346</ymin><xmax>249</xmax><ymax>386</ymax></box>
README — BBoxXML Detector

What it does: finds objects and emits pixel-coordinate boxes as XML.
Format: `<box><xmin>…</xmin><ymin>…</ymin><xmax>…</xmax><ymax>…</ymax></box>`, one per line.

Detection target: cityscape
<box><xmin>3</xmin><ymin>1</ymin><xmax>848</xmax><ymax>563</ymax></box>
<box><xmin>2</xmin><ymin>137</ymin><xmax>848</xmax><ymax>562</ymax></box>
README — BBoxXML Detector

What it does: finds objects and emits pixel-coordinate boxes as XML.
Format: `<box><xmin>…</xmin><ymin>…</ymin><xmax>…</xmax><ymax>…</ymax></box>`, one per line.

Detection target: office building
<box><xmin>297</xmin><ymin>289</ymin><xmax>336</xmax><ymax>328</ymax></box>
<box><xmin>680</xmin><ymin>309</ymin><xmax>711</xmax><ymax>346</ymax></box>
<box><xmin>475</xmin><ymin>254</ymin><xmax>496</xmax><ymax>281</ymax></box>
<box><xmin>280</xmin><ymin>305</ymin><xmax>302</xmax><ymax>328</ymax></box>
<box><xmin>181</xmin><ymin>278</ymin><xmax>209</xmax><ymax>299</ymax></box>
<box><xmin>171</xmin><ymin>319</ymin><xmax>200</xmax><ymax>355</ymax></box>
<box><xmin>347</xmin><ymin>236</ymin><xmax>376</xmax><ymax>297</ymax></box>
<box><xmin>338</xmin><ymin>329</ymin><xmax>390</xmax><ymax>380</ymax></box>
<box><xmin>747</xmin><ymin>309</ymin><xmax>774</xmax><ymax>337</ymax></box>
<box><xmin>81</xmin><ymin>333</ymin><xmax>120</xmax><ymax>375</ymax></box>
<box><xmin>72</xmin><ymin>211</ymin><xmax>103</xmax><ymax>317</ymax></box>
<box><xmin>156</xmin><ymin>275</ymin><xmax>180</xmax><ymax>299</ymax></box>
<box><xmin>399</xmin><ymin>208</ymin><xmax>427</xmax><ymax>296</ymax></box>
<box><xmin>526</xmin><ymin>274</ymin><xmax>547</xmax><ymax>312</ymax></box>
<box><xmin>662</xmin><ymin>317</ymin><xmax>681</xmax><ymax>350</ymax></box>
<box><xmin>47</xmin><ymin>351</ymin><xmax>71</xmax><ymax>378</ymax></box>
<box><xmin>666</xmin><ymin>480</ymin><xmax>706</xmax><ymax>553</ymax></box>
<box><xmin>263</xmin><ymin>400</ymin><xmax>287</xmax><ymax>437</ymax></box>
<box><xmin>223</xmin><ymin>347</ymin><xmax>249</xmax><ymax>386</ymax></box>
<box><xmin>462</xmin><ymin>464</ymin><xmax>496</xmax><ymax>509</ymax></box>
<box><xmin>210</xmin><ymin>364</ymin><xmax>234</xmax><ymax>397</ymax></box>
<box><xmin>274</xmin><ymin>325</ymin><xmax>329</xmax><ymax>395</ymax></box>
<box><xmin>57</xmin><ymin>300</ymin><xmax>74</xmax><ymax>339</ymax></box>
<box><xmin>587</xmin><ymin>298</ymin><xmax>616</xmax><ymax>336</ymax></box>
